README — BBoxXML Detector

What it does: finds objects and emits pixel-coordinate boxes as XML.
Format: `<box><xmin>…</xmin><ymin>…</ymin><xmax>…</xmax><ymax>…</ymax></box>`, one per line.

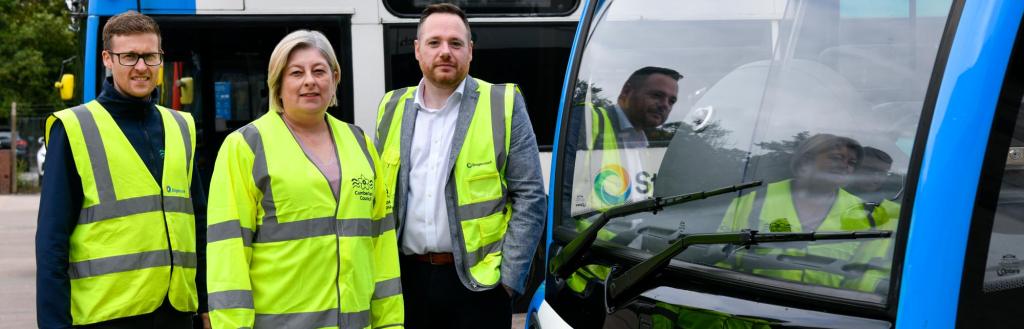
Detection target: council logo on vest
<box><xmin>594</xmin><ymin>164</ymin><xmax>631</xmax><ymax>206</ymax></box>
<box><xmin>351</xmin><ymin>174</ymin><xmax>374</xmax><ymax>202</ymax></box>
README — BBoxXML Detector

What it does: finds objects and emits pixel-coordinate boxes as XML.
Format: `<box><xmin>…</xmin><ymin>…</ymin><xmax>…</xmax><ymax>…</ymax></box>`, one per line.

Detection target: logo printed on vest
<box><xmin>166</xmin><ymin>185</ymin><xmax>186</xmax><ymax>194</ymax></box>
<box><xmin>466</xmin><ymin>161</ymin><xmax>493</xmax><ymax>169</ymax></box>
<box><xmin>351</xmin><ymin>174</ymin><xmax>374</xmax><ymax>202</ymax></box>
<box><xmin>768</xmin><ymin>218</ymin><xmax>792</xmax><ymax>232</ymax></box>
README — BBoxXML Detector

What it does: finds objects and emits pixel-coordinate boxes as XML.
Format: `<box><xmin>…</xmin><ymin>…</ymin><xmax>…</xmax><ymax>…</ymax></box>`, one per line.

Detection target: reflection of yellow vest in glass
<box><xmin>45</xmin><ymin>100</ymin><xmax>198</xmax><ymax>325</ymax></box>
<box><xmin>651</xmin><ymin>302</ymin><xmax>772</xmax><ymax>329</ymax></box>
<box><xmin>376</xmin><ymin>79</ymin><xmax>515</xmax><ymax>288</ymax></box>
<box><xmin>206</xmin><ymin>112</ymin><xmax>403</xmax><ymax>328</ymax></box>
<box><xmin>719</xmin><ymin>180</ymin><xmax>892</xmax><ymax>291</ymax></box>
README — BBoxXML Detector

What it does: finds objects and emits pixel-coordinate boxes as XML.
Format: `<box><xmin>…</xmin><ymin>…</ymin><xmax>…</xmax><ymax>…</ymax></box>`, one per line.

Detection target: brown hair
<box><xmin>417</xmin><ymin>3</ymin><xmax>471</xmax><ymax>40</ymax></box>
<box><xmin>102</xmin><ymin>11</ymin><xmax>161</xmax><ymax>50</ymax></box>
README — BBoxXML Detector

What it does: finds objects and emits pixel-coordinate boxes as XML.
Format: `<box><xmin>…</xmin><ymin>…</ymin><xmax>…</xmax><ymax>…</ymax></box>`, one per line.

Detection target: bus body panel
<box><xmin>896</xmin><ymin>0</ymin><xmax>1024</xmax><ymax>327</ymax></box>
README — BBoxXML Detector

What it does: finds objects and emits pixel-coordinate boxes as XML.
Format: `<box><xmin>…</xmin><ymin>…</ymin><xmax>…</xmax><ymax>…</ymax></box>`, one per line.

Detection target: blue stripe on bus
<box><xmin>84</xmin><ymin>15</ymin><xmax>99</xmax><ymax>102</ymax></box>
<box><xmin>90</xmin><ymin>0</ymin><xmax>196</xmax><ymax>16</ymax></box>
<box><xmin>896</xmin><ymin>0</ymin><xmax>1023</xmax><ymax>328</ymax></box>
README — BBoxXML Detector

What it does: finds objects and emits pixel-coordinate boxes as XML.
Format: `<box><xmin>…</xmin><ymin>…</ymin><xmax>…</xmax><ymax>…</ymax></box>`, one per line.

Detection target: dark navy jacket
<box><xmin>35</xmin><ymin>78</ymin><xmax>208</xmax><ymax>328</ymax></box>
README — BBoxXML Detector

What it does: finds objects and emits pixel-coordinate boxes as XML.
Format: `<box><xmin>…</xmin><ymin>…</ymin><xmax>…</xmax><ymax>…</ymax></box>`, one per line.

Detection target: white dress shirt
<box><xmin>402</xmin><ymin>78</ymin><xmax>467</xmax><ymax>255</ymax></box>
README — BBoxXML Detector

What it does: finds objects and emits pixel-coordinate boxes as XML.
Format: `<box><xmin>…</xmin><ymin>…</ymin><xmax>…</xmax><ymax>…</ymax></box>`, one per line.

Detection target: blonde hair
<box><xmin>267</xmin><ymin>30</ymin><xmax>341</xmax><ymax>113</ymax></box>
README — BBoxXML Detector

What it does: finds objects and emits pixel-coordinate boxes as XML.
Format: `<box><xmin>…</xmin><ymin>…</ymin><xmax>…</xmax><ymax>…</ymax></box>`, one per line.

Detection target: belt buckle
<box><xmin>428</xmin><ymin>253</ymin><xmax>444</xmax><ymax>265</ymax></box>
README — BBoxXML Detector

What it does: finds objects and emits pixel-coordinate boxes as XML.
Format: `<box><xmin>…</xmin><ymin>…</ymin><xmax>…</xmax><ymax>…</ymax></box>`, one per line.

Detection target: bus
<box><xmin>60</xmin><ymin>0</ymin><xmax>581</xmax><ymax>186</ymax></box>
<box><xmin>530</xmin><ymin>0</ymin><xmax>1024</xmax><ymax>328</ymax></box>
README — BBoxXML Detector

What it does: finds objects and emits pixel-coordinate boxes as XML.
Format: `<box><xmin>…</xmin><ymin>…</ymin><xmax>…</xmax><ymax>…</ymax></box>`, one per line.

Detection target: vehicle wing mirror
<box><xmin>178</xmin><ymin>77</ymin><xmax>194</xmax><ymax>105</ymax></box>
<box><xmin>54</xmin><ymin>74</ymin><xmax>75</xmax><ymax>101</ymax></box>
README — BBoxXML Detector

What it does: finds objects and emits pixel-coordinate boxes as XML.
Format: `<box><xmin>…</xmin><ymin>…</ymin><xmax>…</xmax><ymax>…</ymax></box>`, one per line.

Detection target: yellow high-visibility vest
<box><xmin>719</xmin><ymin>179</ymin><xmax>893</xmax><ymax>291</ymax></box>
<box><xmin>206</xmin><ymin>111</ymin><xmax>403</xmax><ymax>329</ymax></box>
<box><xmin>45</xmin><ymin>100</ymin><xmax>198</xmax><ymax>325</ymax></box>
<box><xmin>375</xmin><ymin>78</ymin><xmax>515</xmax><ymax>289</ymax></box>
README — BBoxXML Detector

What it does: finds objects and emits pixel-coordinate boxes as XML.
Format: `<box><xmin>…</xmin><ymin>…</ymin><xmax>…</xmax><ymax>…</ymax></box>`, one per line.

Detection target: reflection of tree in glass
<box><xmin>752</xmin><ymin>131</ymin><xmax>812</xmax><ymax>181</ymax></box>
<box><xmin>572</xmin><ymin>80</ymin><xmax>615</xmax><ymax>109</ymax></box>
<box><xmin>656</xmin><ymin>121</ymin><xmax>747</xmax><ymax>196</ymax></box>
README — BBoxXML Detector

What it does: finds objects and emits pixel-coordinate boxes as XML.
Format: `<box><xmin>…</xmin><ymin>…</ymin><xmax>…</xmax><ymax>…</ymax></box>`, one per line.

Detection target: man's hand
<box><xmin>202</xmin><ymin>312</ymin><xmax>211</xmax><ymax>329</ymax></box>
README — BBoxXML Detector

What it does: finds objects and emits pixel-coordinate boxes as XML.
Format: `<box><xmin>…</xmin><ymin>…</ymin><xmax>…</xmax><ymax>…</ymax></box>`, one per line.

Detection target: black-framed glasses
<box><xmin>107</xmin><ymin>51</ymin><xmax>164</xmax><ymax>66</ymax></box>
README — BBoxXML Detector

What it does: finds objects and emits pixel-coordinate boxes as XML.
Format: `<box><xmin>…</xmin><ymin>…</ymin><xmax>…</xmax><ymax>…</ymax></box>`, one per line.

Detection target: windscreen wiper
<box><xmin>549</xmin><ymin>181</ymin><xmax>762</xmax><ymax>280</ymax></box>
<box><xmin>603</xmin><ymin>230</ymin><xmax>892</xmax><ymax>312</ymax></box>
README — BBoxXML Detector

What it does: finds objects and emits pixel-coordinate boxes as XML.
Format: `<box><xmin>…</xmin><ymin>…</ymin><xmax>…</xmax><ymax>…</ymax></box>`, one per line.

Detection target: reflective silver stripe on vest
<box><xmin>490</xmin><ymin>84</ymin><xmax>508</xmax><ymax>171</ymax></box>
<box><xmin>208</xmin><ymin>290</ymin><xmax>254</xmax><ymax>310</ymax></box>
<box><xmin>79</xmin><ymin>195</ymin><xmax>194</xmax><ymax>224</ymax></box>
<box><xmin>254</xmin><ymin>309</ymin><xmax>369</xmax><ymax>329</ymax></box>
<box><xmin>456</xmin><ymin>198</ymin><xmax>506</xmax><ymax>221</ymax></box>
<box><xmin>464</xmin><ymin>238</ymin><xmax>503</xmax><ymax>268</ymax></box>
<box><xmin>69</xmin><ymin>250</ymin><xmax>197</xmax><ymax>279</ymax></box>
<box><xmin>71</xmin><ymin>105</ymin><xmax>116</xmax><ymax>204</ymax></box>
<box><xmin>256</xmin><ymin>309</ymin><xmax>336</xmax><ymax>329</ymax></box>
<box><xmin>376</xmin><ymin>87</ymin><xmax>410</xmax><ymax>150</ymax></box>
<box><xmin>254</xmin><ymin>217</ymin><xmax>391</xmax><ymax>243</ymax></box>
<box><xmin>372</xmin><ymin>277</ymin><xmax>402</xmax><ymax>300</ymax></box>
<box><xmin>166</xmin><ymin>108</ymin><xmax>193</xmax><ymax>172</ymax></box>
<box><xmin>239</xmin><ymin>125</ymin><xmax>279</xmax><ymax>224</ymax></box>
<box><xmin>592</xmin><ymin>106</ymin><xmax>608</xmax><ymax>151</ymax></box>
<box><xmin>350</xmin><ymin>124</ymin><xmax>375</xmax><ymax>171</ymax></box>
<box><xmin>207</xmin><ymin>219</ymin><xmax>254</xmax><ymax>246</ymax></box>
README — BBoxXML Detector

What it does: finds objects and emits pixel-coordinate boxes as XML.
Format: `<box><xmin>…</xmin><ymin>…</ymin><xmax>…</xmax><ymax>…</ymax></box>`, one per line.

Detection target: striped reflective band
<box><xmin>208</xmin><ymin>290</ymin><xmax>254</xmax><ymax>311</ymax></box>
<box><xmin>490</xmin><ymin>84</ymin><xmax>507</xmax><ymax>171</ymax></box>
<box><xmin>464</xmin><ymin>238</ymin><xmax>503</xmax><ymax>268</ymax></box>
<box><xmin>69</xmin><ymin>250</ymin><xmax>197</xmax><ymax>279</ymax></box>
<box><xmin>166</xmin><ymin>108</ymin><xmax>194</xmax><ymax>171</ymax></box>
<box><xmin>206</xmin><ymin>219</ymin><xmax>255</xmax><ymax>246</ymax></box>
<box><xmin>456</xmin><ymin>198</ymin><xmax>506</xmax><ymax>221</ymax></box>
<box><xmin>71</xmin><ymin>105</ymin><xmax>115</xmax><ymax>204</ymax></box>
<box><xmin>253</xmin><ymin>217</ymin><xmax>395</xmax><ymax>243</ymax></box>
<box><xmin>350</xmin><ymin>125</ymin><xmax>375</xmax><ymax>171</ymax></box>
<box><xmin>372</xmin><ymin>277</ymin><xmax>402</xmax><ymax>300</ymax></box>
<box><xmin>376</xmin><ymin>87</ymin><xmax>410</xmax><ymax>150</ymax></box>
<box><xmin>79</xmin><ymin>195</ymin><xmax>193</xmax><ymax>224</ymax></box>
<box><xmin>254</xmin><ymin>309</ymin><xmax>370</xmax><ymax>329</ymax></box>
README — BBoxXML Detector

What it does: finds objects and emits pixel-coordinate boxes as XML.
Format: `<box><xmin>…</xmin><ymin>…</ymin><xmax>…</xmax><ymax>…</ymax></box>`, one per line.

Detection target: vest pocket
<box><xmin>467</xmin><ymin>173</ymin><xmax>502</xmax><ymax>203</ymax></box>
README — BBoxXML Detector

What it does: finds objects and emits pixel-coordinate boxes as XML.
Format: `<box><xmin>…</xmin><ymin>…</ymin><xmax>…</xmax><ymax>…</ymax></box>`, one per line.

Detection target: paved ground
<box><xmin>0</xmin><ymin>194</ymin><xmax>39</xmax><ymax>328</ymax></box>
<box><xmin>0</xmin><ymin>193</ymin><xmax>526</xmax><ymax>328</ymax></box>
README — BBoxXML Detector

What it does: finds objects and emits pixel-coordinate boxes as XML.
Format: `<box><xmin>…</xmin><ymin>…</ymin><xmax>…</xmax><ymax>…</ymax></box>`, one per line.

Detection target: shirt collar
<box><xmin>414</xmin><ymin>78</ymin><xmax>467</xmax><ymax>112</ymax></box>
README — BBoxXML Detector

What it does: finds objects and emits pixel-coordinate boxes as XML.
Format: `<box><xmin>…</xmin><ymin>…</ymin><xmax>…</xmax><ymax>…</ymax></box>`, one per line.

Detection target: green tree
<box><xmin>0</xmin><ymin>0</ymin><xmax>77</xmax><ymax>117</ymax></box>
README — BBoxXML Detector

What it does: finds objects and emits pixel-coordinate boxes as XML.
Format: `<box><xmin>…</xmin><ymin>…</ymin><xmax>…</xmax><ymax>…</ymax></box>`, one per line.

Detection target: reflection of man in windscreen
<box><xmin>582</xmin><ymin>67</ymin><xmax>682</xmax><ymax>214</ymax></box>
<box><xmin>717</xmin><ymin>134</ymin><xmax>892</xmax><ymax>292</ymax></box>
<box><xmin>592</xmin><ymin>66</ymin><xmax>682</xmax><ymax>149</ymax></box>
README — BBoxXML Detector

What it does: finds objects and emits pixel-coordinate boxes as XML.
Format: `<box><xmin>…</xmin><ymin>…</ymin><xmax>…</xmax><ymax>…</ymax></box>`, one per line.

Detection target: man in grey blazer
<box><xmin>373</xmin><ymin>3</ymin><xmax>546</xmax><ymax>328</ymax></box>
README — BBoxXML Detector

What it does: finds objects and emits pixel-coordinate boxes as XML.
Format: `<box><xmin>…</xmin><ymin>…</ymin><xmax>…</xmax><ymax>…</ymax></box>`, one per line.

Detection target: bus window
<box><xmin>956</xmin><ymin>26</ymin><xmax>1024</xmax><ymax>328</ymax></box>
<box><xmin>553</xmin><ymin>0</ymin><xmax>953</xmax><ymax>319</ymax></box>
<box><xmin>384</xmin><ymin>0</ymin><xmax>579</xmax><ymax>17</ymax></box>
<box><xmin>384</xmin><ymin>23</ymin><xmax>575</xmax><ymax>148</ymax></box>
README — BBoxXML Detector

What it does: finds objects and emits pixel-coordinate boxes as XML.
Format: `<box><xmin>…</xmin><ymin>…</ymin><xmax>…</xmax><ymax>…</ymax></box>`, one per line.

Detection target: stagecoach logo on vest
<box><xmin>594</xmin><ymin>164</ymin><xmax>631</xmax><ymax>205</ymax></box>
<box><xmin>165</xmin><ymin>185</ymin><xmax>186</xmax><ymax>195</ymax></box>
<box><xmin>351</xmin><ymin>174</ymin><xmax>374</xmax><ymax>202</ymax></box>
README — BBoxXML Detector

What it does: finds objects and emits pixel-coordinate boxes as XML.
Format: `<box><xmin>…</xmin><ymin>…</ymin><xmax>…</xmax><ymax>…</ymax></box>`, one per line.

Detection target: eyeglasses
<box><xmin>107</xmin><ymin>51</ymin><xmax>164</xmax><ymax>66</ymax></box>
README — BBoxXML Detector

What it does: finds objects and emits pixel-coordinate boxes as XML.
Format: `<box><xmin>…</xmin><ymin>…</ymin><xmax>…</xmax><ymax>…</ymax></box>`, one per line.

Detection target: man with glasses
<box><xmin>36</xmin><ymin>11</ymin><xmax>209</xmax><ymax>329</ymax></box>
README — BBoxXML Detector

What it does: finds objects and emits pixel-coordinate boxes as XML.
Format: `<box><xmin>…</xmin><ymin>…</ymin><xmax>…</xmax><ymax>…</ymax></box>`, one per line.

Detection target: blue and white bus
<box><xmin>531</xmin><ymin>0</ymin><xmax>1024</xmax><ymax>328</ymax></box>
<box><xmin>61</xmin><ymin>0</ymin><xmax>581</xmax><ymax>187</ymax></box>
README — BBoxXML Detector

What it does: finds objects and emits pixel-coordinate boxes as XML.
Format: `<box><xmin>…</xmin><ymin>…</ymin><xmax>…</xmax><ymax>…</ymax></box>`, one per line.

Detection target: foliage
<box><xmin>0</xmin><ymin>0</ymin><xmax>77</xmax><ymax>117</ymax></box>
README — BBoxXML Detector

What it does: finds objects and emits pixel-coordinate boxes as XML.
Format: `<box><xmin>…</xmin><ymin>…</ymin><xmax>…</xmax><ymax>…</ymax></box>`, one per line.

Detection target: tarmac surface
<box><xmin>0</xmin><ymin>193</ymin><xmax>527</xmax><ymax>328</ymax></box>
<box><xmin>0</xmin><ymin>194</ymin><xmax>39</xmax><ymax>328</ymax></box>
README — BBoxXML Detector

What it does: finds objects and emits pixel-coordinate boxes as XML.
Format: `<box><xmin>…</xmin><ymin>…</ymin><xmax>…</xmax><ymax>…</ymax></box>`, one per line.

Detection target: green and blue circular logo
<box><xmin>594</xmin><ymin>164</ymin><xmax>631</xmax><ymax>205</ymax></box>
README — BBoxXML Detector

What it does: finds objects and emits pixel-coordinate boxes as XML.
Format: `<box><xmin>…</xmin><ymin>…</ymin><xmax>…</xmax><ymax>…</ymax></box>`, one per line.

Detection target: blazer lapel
<box><xmin>448</xmin><ymin>77</ymin><xmax>479</xmax><ymax>175</ymax></box>
<box><xmin>398</xmin><ymin>97</ymin><xmax>417</xmax><ymax>221</ymax></box>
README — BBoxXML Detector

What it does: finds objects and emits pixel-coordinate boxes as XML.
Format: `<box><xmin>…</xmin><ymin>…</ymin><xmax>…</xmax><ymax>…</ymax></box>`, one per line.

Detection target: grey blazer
<box><xmin>390</xmin><ymin>76</ymin><xmax>547</xmax><ymax>293</ymax></box>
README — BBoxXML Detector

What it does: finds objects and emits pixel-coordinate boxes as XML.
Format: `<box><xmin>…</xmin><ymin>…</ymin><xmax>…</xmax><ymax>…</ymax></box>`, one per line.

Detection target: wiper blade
<box><xmin>603</xmin><ymin>230</ymin><xmax>892</xmax><ymax>312</ymax></box>
<box><xmin>549</xmin><ymin>181</ymin><xmax>762</xmax><ymax>280</ymax></box>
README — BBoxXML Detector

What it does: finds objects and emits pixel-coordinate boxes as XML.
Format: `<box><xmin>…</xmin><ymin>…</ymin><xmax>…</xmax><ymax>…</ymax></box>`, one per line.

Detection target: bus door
<box><xmin>151</xmin><ymin>16</ymin><xmax>353</xmax><ymax>184</ymax></box>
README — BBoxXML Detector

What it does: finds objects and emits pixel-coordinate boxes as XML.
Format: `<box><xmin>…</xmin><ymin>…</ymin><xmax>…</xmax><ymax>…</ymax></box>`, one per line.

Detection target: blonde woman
<box><xmin>205</xmin><ymin>30</ymin><xmax>403</xmax><ymax>329</ymax></box>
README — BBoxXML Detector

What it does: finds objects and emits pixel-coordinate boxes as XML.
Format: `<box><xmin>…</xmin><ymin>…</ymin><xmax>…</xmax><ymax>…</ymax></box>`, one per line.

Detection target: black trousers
<box><xmin>401</xmin><ymin>255</ymin><xmax>512</xmax><ymax>329</ymax></box>
<box><xmin>77</xmin><ymin>298</ymin><xmax>194</xmax><ymax>329</ymax></box>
